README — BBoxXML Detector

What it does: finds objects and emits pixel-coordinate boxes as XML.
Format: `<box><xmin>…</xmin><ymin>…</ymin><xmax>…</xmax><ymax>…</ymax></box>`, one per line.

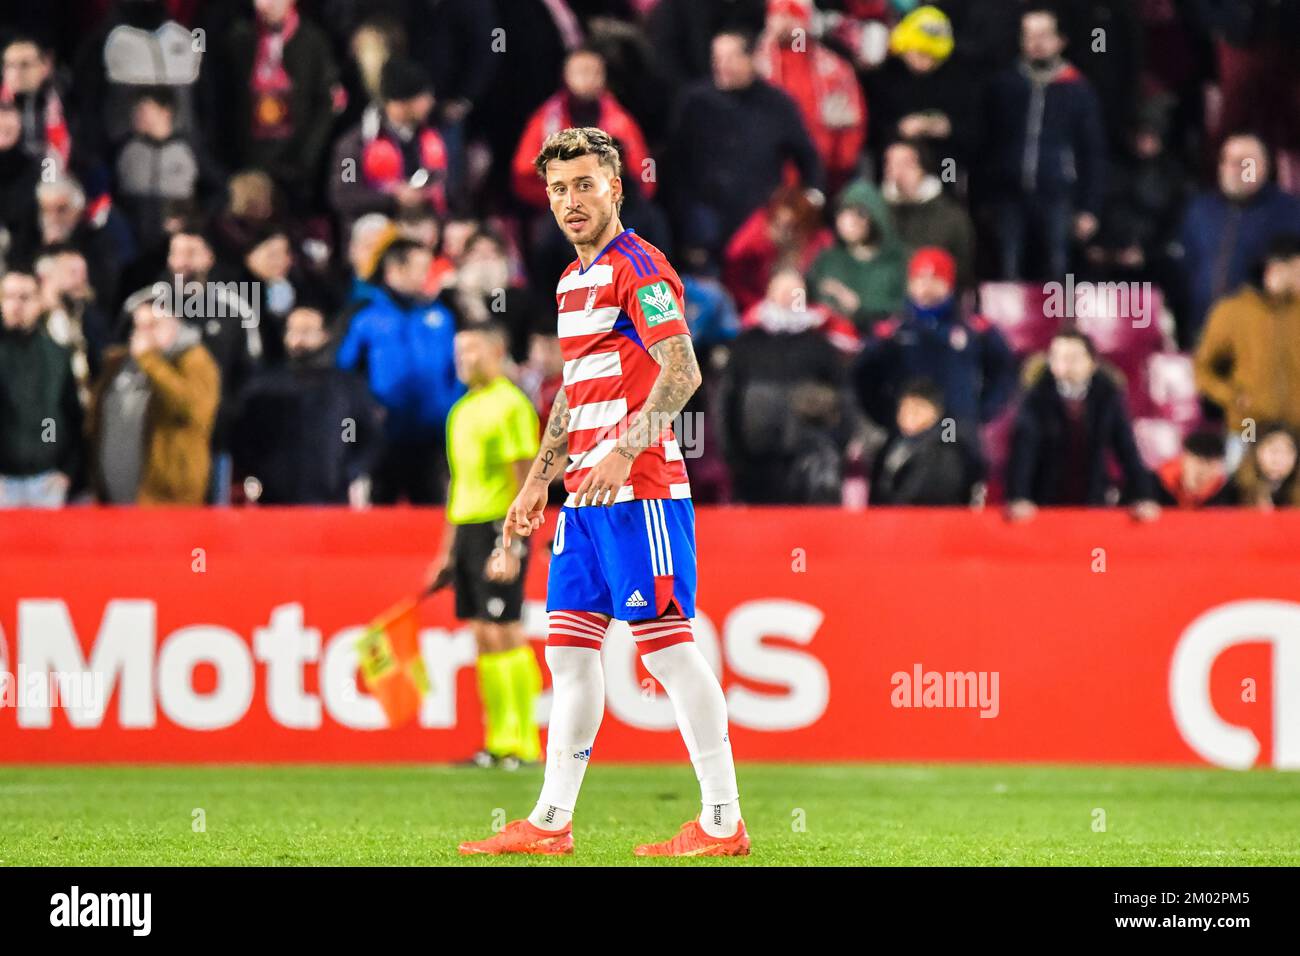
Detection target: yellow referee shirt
<box><xmin>445</xmin><ymin>376</ymin><xmax>540</xmax><ymax>525</ymax></box>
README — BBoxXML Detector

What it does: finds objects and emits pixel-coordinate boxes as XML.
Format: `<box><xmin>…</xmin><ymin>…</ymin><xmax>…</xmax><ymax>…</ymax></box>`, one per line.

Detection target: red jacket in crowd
<box><xmin>511</xmin><ymin>91</ymin><xmax>655</xmax><ymax>207</ymax></box>
<box><xmin>754</xmin><ymin>32</ymin><xmax>866</xmax><ymax>190</ymax></box>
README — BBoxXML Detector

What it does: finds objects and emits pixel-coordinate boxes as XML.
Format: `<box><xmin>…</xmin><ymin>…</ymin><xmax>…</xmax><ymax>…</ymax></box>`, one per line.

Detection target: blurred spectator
<box><xmin>756</xmin><ymin>0</ymin><xmax>866</xmax><ymax>193</ymax></box>
<box><xmin>854</xmin><ymin>247</ymin><xmax>1014</xmax><ymax>431</ymax></box>
<box><xmin>115</xmin><ymin>196</ymin><xmax>197</xmax><ymax>316</ymax></box>
<box><xmin>214</xmin><ymin>0</ymin><xmax>340</xmax><ymax>211</ymax></box>
<box><xmin>465</xmin><ymin>0</ymin><xmax>572</xmax><ymax>200</ymax></box>
<box><xmin>0</xmin><ymin>267</ymin><xmax>82</xmax><ymax>507</ymax></box>
<box><xmin>88</xmin><ymin>297</ymin><xmax>219</xmax><ymax>505</ymax></box>
<box><xmin>720</xmin><ymin>267</ymin><xmax>861</xmax><ymax>503</ymax></box>
<box><xmin>512</xmin><ymin>48</ymin><xmax>654</xmax><ymax>207</ymax></box>
<box><xmin>519</xmin><ymin>325</ymin><xmax>564</xmax><ymax>427</ymax></box>
<box><xmin>1234</xmin><ymin>423</ymin><xmax>1300</xmax><ymax>510</ymax></box>
<box><xmin>440</xmin><ymin>229</ymin><xmax>542</xmax><ymax>365</ymax></box>
<box><xmin>1153</xmin><ymin>430</ymin><xmax>1237</xmax><ymax>508</ymax></box>
<box><xmin>1135</xmin><ymin>0</ymin><xmax>1214</xmax><ymax>163</ymax></box>
<box><xmin>881</xmin><ymin>139</ymin><xmax>975</xmax><ymax>292</ymax></box>
<box><xmin>1006</xmin><ymin>328</ymin><xmax>1157</xmax><ymax>519</ymax></box>
<box><xmin>160</xmin><ymin>226</ymin><xmax>261</xmax><ymax>502</ymax></box>
<box><xmin>340</xmin><ymin>212</ymin><xmax>396</xmax><ymax>308</ymax></box>
<box><xmin>330</xmin><ymin>56</ymin><xmax>448</xmax><ymax>238</ymax></box>
<box><xmin>1083</xmin><ymin>99</ymin><xmax>1189</xmax><ymax>332</ymax></box>
<box><xmin>114</xmin><ymin>88</ymin><xmax>199</xmax><ymax>251</ymax></box>
<box><xmin>211</xmin><ymin>170</ymin><xmax>278</xmax><ymax>263</ymax></box>
<box><xmin>724</xmin><ymin>185</ymin><xmax>832</xmax><ymax>314</ymax></box>
<box><xmin>410</xmin><ymin>0</ymin><xmax>500</xmax><ymax>139</ymax></box>
<box><xmin>69</xmin><ymin>0</ymin><xmax>204</xmax><ymax>157</ymax></box>
<box><xmin>869</xmin><ymin>376</ymin><xmax>974</xmax><ymax>506</ymax></box>
<box><xmin>1194</xmin><ymin>235</ymin><xmax>1300</xmax><ymax>436</ymax></box>
<box><xmin>647</xmin><ymin>0</ymin><xmax>767</xmax><ymax>85</ymax></box>
<box><xmin>1</xmin><ymin>34</ymin><xmax>70</xmax><ymax>164</ymax></box>
<box><xmin>681</xmin><ymin>272</ymin><xmax>740</xmax><ymax>354</ymax></box>
<box><xmin>869</xmin><ymin>6</ymin><xmax>975</xmax><ymax>173</ymax></box>
<box><xmin>1209</xmin><ymin>0</ymin><xmax>1300</xmax><ymax>190</ymax></box>
<box><xmin>981</xmin><ymin>8</ymin><xmax>1105</xmax><ymax>279</ymax></box>
<box><xmin>239</xmin><ymin>223</ymin><xmax>319</xmax><ymax>366</ymax></box>
<box><xmin>666</xmin><ymin>30</ymin><xmax>824</xmax><ymax>266</ymax></box>
<box><xmin>0</xmin><ymin>99</ymin><xmax>40</xmax><ymax>268</ymax></box>
<box><xmin>34</xmin><ymin>245</ymin><xmax>111</xmax><ymax>404</ymax></box>
<box><xmin>37</xmin><ymin>175</ymin><xmax>132</xmax><ymax>314</ymax></box>
<box><xmin>1050</xmin><ymin>0</ymin><xmax>1143</xmax><ymax>155</ymax></box>
<box><xmin>232</xmin><ymin>306</ymin><xmax>382</xmax><ymax>505</ymax></box>
<box><xmin>336</xmin><ymin>237</ymin><xmax>464</xmax><ymax>504</ymax></box>
<box><xmin>1177</xmin><ymin>134</ymin><xmax>1300</xmax><ymax>343</ymax></box>
<box><xmin>806</xmin><ymin>178</ymin><xmax>906</xmax><ymax>331</ymax></box>
<box><xmin>394</xmin><ymin>203</ymin><xmax>456</xmax><ymax>298</ymax></box>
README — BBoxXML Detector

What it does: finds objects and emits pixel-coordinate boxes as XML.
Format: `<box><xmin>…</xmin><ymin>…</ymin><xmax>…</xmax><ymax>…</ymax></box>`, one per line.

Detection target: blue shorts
<box><xmin>546</xmin><ymin>498</ymin><xmax>696</xmax><ymax>621</ymax></box>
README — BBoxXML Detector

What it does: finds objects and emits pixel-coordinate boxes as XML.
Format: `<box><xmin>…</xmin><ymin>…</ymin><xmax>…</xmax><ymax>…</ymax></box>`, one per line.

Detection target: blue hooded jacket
<box><xmin>336</xmin><ymin>287</ymin><xmax>465</xmax><ymax>442</ymax></box>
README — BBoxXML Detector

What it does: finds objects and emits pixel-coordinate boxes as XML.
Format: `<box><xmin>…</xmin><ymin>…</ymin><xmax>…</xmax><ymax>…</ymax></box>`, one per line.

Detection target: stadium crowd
<box><xmin>2</xmin><ymin>0</ymin><xmax>1300</xmax><ymax>513</ymax></box>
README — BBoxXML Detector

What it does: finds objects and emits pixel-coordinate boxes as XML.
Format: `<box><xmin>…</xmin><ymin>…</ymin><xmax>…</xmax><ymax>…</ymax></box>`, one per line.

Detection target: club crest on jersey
<box><xmin>584</xmin><ymin>284</ymin><xmax>598</xmax><ymax>315</ymax></box>
<box><xmin>637</xmin><ymin>281</ymin><xmax>680</xmax><ymax>326</ymax></box>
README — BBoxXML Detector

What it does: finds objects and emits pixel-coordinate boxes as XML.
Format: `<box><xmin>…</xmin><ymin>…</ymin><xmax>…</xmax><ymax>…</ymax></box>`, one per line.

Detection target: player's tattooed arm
<box><xmin>618</xmin><ymin>333</ymin><xmax>703</xmax><ymax>460</ymax></box>
<box><xmin>528</xmin><ymin>387</ymin><xmax>571</xmax><ymax>483</ymax></box>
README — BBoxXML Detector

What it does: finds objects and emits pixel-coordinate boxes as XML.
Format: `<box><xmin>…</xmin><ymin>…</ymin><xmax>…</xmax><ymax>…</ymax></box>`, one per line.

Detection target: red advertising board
<box><xmin>1</xmin><ymin>508</ymin><xmax>1297</xmax><ymax>768</ymax></box>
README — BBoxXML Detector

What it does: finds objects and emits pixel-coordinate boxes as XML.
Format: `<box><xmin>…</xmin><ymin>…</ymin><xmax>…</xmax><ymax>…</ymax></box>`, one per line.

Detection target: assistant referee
<box><xmin>426</xmin><ymin>322</ymin><xmax>543</xmax><ymax>769</ymax></box>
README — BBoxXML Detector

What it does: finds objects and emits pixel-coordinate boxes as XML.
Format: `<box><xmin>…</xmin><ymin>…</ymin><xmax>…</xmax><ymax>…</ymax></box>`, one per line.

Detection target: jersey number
<box><xmin>553</xmin><ymin>512</ymin><xmax>566</xmax><ymax>555</ymax></box>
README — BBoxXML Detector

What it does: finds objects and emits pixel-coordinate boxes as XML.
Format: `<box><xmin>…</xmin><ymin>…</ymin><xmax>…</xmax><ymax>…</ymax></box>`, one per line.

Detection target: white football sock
<box><xmin>529</xmin><ymin>645</ymin><xmax>604</xmax><ymax>831</ymax></box>
<box><xmin>640</xmin><ymin>641</ymin><xmax>742</xmax><ymax>837</ymax></box>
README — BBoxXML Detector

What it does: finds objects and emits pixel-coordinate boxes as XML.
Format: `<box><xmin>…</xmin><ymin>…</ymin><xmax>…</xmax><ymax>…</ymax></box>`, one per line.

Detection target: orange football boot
<box><xmin>458</xmin><ymin>819</ymin><xmax>574</xmax><ymax>856</ymax></box>
<box><xmin>634</xmin><ymin>819</ymin><xmax>750</xmax><ymax>857</ymax></box>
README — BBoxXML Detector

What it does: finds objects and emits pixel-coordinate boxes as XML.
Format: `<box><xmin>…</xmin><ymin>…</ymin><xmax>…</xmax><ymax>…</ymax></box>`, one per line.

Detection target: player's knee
<box><xmin>629</xmin><ymin>614</ymin><xmax>694</xmax><ymax>661</ymax></box>
<box><xmin>471</xmin><ymin>622</ymin><xmax>497</xmax><ymax>654</ymax></box>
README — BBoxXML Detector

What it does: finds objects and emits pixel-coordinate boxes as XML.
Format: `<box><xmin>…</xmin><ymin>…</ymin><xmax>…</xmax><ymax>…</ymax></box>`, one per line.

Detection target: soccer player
<box><xmin>458</xmin><ymin>127</ymin><xmax>747</xmax><ymax>857</ymax></box>
<box><xmin>426</xmin><ymin>323</ymin><xmax>544</xmax><ymax>770</ymax></box>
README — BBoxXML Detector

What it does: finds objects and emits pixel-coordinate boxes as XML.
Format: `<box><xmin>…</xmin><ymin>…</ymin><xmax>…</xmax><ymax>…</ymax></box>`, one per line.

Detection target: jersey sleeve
<box><xmin>616</xmin><ymin>253</ymin><xmax>690</xmax><ymax>350</ymax></box>
<box><xmin>501</xmin><ymin>392</ymin><xmax>541</xmax><ymax>462</ymax></box>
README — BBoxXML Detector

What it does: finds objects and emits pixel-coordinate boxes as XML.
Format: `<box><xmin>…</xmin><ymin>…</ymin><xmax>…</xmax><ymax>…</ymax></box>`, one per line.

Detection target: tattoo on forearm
<box><xmin>621</xmin><ymin>334</ymin><xmax>702</xmax><ymax>456</ymax></box>
<box><xmin>533</xmin><ymin>389</ymin><xmax>570</xmax><ymax>481</ymax></box>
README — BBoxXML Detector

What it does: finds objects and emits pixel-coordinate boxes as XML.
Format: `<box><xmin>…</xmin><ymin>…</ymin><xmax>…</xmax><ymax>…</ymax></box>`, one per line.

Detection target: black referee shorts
<box><xmin>452</xmin><ymin>520</ymin><xmax>530</xmax><ymax>623</ymax></box>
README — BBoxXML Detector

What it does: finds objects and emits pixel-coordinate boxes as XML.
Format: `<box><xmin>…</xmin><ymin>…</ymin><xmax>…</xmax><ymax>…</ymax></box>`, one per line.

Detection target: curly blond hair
<box><xmin>533</xmin><ymin>126</ymin><xmax>624</xmax><ymax>210</ymax></box>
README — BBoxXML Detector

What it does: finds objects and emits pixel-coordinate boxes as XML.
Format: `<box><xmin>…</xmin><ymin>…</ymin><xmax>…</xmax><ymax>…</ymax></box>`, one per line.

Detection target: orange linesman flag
<box><xmin>356</xmin><ymin>596</ymin><xmax>431</xmax><ymax>727</ymax></box>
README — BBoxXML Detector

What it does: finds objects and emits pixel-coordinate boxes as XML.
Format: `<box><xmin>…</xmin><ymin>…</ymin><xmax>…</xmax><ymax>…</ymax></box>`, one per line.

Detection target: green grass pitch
<box><xmin>1</xmin><ymin>763</ymin><xmax>1297</xmax><ymax>866</ymax></box>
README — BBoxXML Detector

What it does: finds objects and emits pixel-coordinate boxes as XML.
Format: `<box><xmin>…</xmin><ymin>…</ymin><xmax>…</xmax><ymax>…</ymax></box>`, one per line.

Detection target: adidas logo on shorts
<box><xmin>625</xmin><ymin>589</ymin><xmax>648</xmax><ymax>608</ymax></box>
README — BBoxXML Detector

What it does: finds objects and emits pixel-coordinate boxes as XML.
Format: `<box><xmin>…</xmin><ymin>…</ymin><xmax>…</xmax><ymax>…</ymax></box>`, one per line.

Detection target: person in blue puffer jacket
<box><xmin>337</xmin><ymin>237</ymin><xmax>465</xmax><ymax>504</ymax></box>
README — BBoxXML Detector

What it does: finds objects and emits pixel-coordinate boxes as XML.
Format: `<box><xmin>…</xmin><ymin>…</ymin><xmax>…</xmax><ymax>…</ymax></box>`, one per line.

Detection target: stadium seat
<box><xmin>978</xmin><ymin>282</ymin><xmax>1061</xmax><ymax>357</ymax></box>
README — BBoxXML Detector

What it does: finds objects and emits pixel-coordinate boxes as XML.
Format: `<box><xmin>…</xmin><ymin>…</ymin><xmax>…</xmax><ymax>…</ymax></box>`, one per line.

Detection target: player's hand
<box><xmin>574</xmin><ymin>449</ymin><xmax>634</xmax><ymax>507</ymax></box>
<box><xmin>424</xmin><ymin>557</ymin><xmax>454</xmax><ymax>593</ymax></box>
<box><xmin>1005</xmin><ymin>499</ymin><xmax>1037</xmax><ymax>523</ymax></box>
<box><xmin>1073</xmin><ymin>212</ymin><xmax>1099</xmax><ymax>242</ymax></box>
<box><xmin>1131</xmin><ymin>500</ymin><xmax>1161</xmax><ymax>523</ymax></box>
<box><xmin>503</xmin><ymin>481</ymin><xmax>549</xmax><ymax>545</ymax></box>
<box><xmin>485</xmin><ymin>547</ymin><xmax>520</xmax><ymax>583</ymax></box>
<box><xmin>129</xmin><ymin>326</ymin><xmax>155</xmax><ymax>359</ymax></box>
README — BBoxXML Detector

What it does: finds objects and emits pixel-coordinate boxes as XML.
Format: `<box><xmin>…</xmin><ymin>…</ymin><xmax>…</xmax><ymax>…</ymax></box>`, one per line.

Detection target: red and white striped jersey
<box><xmin>555</xmin><ymin>228</ymin><xmax>692</xmax><ymax>505</ymax></box>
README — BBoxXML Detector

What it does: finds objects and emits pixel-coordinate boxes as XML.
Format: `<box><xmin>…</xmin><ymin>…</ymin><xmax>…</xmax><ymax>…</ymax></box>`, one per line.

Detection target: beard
<box><xmin>560</xmin><ymin>203</ymin><xmax>614</xmax><ymax>247</ymax></box>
